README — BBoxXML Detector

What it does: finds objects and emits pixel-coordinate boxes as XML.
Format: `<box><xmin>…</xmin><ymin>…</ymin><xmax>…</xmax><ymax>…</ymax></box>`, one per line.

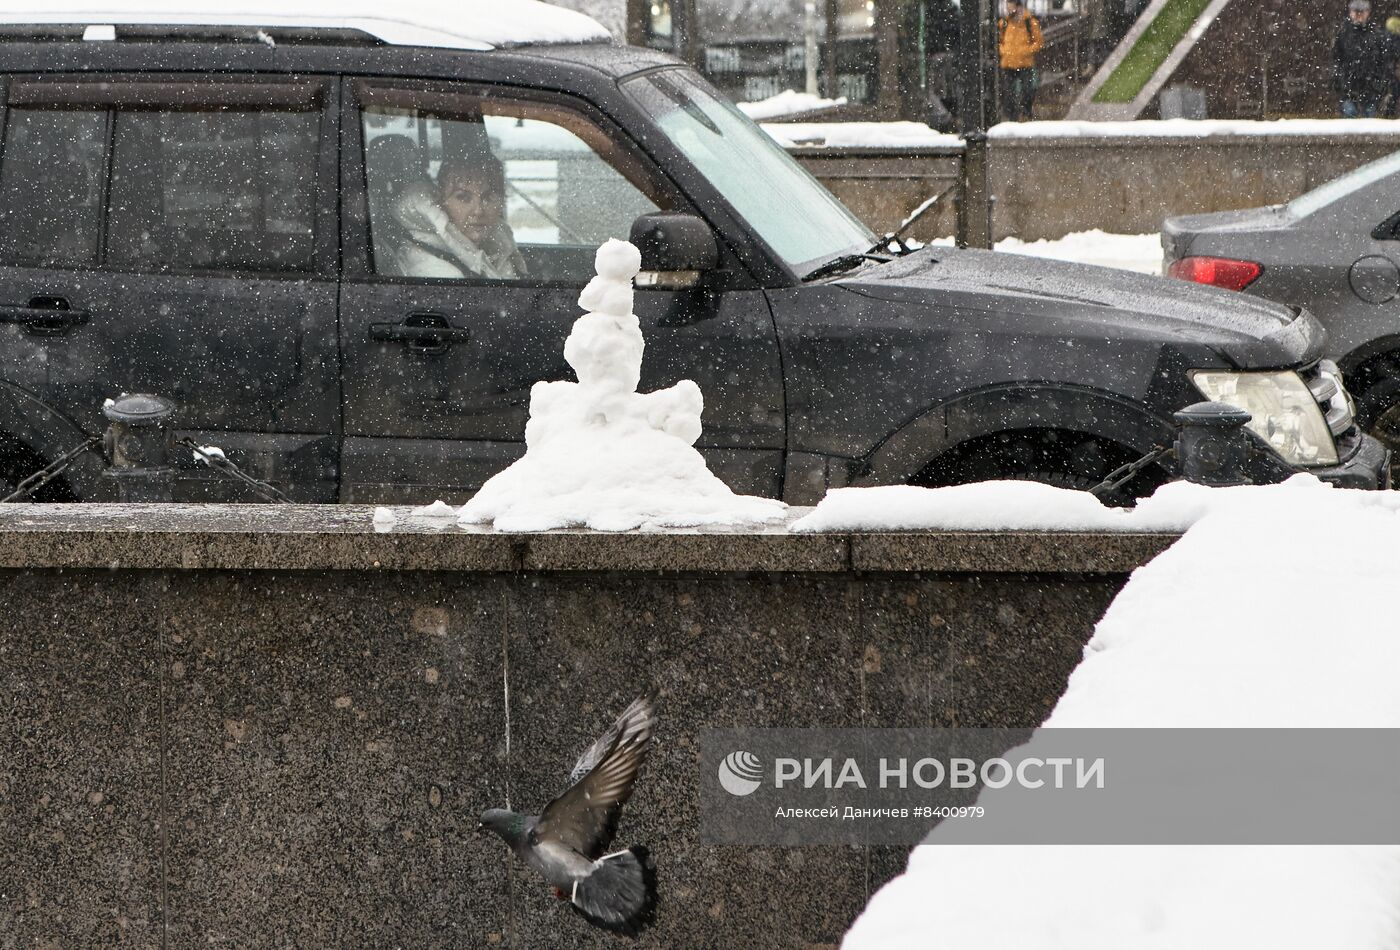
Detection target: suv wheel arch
<box><xmin>851</xmin><ymin>384</ymin><xmax>1176</xmax><ymax>496</ymax></box>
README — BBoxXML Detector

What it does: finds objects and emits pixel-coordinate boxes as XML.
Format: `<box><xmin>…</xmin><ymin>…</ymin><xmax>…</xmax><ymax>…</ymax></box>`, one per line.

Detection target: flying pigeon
<box><xmin>479</xmin><ymin>694</ymin><xmax>658</xmax><ymax>935</ymax></box>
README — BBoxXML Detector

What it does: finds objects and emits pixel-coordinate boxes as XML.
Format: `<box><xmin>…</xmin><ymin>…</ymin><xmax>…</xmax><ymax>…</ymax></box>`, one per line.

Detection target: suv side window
<box><xmin>108</xmin><ymin>109</ymin><xmax>319</xmax><ymax>273</ymax></box>
<box><xmin>0</xmin><ymin>80</ymin><xmax>323</xmax><ymax>275</ymax></box>
<box><xmin>359</xmin><ymin>84</ymin><xmax>672</xmax><ymax>284</ymax></box>
<box><xmin>0</xmin><ymin>109</ymin><xmax>106</xmax><ymax>266</ymax></box>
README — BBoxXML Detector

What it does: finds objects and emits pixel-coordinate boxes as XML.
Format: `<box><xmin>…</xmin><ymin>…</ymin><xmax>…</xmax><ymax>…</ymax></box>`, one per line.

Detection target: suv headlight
<box><xmin>1189</xmin><ymin>369</ymin><xmax>1339</xmax><ymax>466</ymax></box>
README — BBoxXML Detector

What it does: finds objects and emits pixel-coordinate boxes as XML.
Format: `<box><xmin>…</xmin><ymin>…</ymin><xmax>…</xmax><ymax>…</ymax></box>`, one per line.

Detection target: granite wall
<box><xmin>0</xmin><ymin>505</ymin><xmax>1176</xmax><ymax>949</ymax></box>
<box><xmin>792</xmin><ymin>132</ymin><xmax>1400</xmax><ymax>244</ymax></box>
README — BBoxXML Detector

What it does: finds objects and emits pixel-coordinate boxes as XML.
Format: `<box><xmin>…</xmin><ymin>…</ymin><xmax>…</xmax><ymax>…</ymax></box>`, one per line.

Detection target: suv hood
<box><xmin>841</xmin><ymin>246</ymin><xmax>1322</xmax><ymax>369</ymax></box>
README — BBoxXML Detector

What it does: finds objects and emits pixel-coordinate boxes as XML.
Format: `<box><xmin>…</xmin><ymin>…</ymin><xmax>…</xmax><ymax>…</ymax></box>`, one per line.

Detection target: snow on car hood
<box><xmin>843</xmin><ymin>246</ymin><xmax>1322</xmax><ymax>369</ymax></box>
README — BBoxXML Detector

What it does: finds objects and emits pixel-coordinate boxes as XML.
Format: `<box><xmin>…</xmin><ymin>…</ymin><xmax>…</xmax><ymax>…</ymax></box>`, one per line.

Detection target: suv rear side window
<box><xmin>0</xmin><ymin>109</ymin><xmax>106</xmax><ymax>266</ymax></box>
<box><xmin>108</xmin><ymin>110</ymin><xmax>319</xmax><ymax>273</ymax></box>
<box><xmin>0</xmin><ymin>80</ymin><xmax>323</xmax><ymax>274</ymax></box>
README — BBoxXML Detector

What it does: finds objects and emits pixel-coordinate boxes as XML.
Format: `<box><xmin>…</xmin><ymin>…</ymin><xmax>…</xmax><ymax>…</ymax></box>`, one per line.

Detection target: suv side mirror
<box><xmin>629</xmin><ymin>213</ymin><xmax>718</xmax><ymax>289</ymax></box>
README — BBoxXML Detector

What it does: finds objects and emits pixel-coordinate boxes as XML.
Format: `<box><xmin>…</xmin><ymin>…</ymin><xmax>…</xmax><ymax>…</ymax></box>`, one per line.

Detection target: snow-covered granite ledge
<box><xmin>0</xmin><ymin>504</ymin><xmax>1179</xmax><ymax>574</ymax></box>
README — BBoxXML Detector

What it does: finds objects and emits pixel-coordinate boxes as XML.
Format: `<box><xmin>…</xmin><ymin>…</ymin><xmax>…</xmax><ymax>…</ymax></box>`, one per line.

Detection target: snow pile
<box><xmin>848</xmin><ymin>845</ymin><xmax>1400</xmax><ymax>949</ymax></box>
<box><xmin>842</xmin><ymin>480</ymin><xmax>1400</xmax><ymax>949</ymax></box>
<box><xmin>930</xmin><ymin>230</ymin><xmax>1162</xmax><ymax>274</ymax></box>
<box><xmin>761</xmin><ymin>121</ymin><xmax>962</xmax><ymax>149</ymax></box>
<box><xmin>456</xmin><ymin>240</ymin><xmax>787</xmax><ymax>532</ymax></box>
<box><xmin>993</xmin><ymin>230</ymin><xmax>1162</xmax><ymax>274</ymax></box>
<box><xmin>544</xmin><ymin>0</ymin><xmax>624</xmax><ymax>37</ymax></box>
<box><xmin>792</xmin><ymin>481</ymin><xmax>1130</xmax><ymax>532</ymax></box>
<box><xmin>414</xmin><ymin>500</ymin><xmax>457</xmax><ymax>519</ymax></box>
<box><xmin>989</xmin><ymin>117</ymin><xmax>1400</xmax><ymax>139</ymax></box>
<box><xmin>792</xmin><ymin>473</ymin><xmax>1400</xmax><ymax>534</ymax></box>
<box><xmin>0</xmin><ymin>1</ymin><xmax>612</xmax><ymax>49</ymax></box>
<box><xmin>737</xmin><ymin>90</ymin><xmax>847</xmax><ymax>120</ymax></box>
<box><xmin>1050</xmin><ymin>494</ymin><xmax>1400</xmax><ymax>728</ymax></box>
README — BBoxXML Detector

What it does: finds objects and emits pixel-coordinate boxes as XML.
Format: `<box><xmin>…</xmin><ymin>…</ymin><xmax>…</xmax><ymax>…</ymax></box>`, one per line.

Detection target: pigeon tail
<box><xmin>569</xmin><ymin>846</ymin><xmax>657</xmax><ymax>937</ymax></box>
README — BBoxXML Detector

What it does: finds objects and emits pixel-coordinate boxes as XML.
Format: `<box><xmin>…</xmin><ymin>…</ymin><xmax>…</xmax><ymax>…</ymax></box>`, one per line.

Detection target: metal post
<box><xmin>672</xmin><ymin>0</ymin><xmax>700</xmax><ymax>66</ymax></box>
<box><xmin>822</xmin><ymin>0</ymin><xmax>840</xmax><ymax>99</ymax></box>
<box><xmin>625</xmin><ymin>0</ymin><xmax>648</xmax><ymax>46</ymax></box>
<box><xmin>102</xmin><ymin>393</ymin><xmax>177</xmax><ymax>502</ymax></box>
<box><xmin>955</xmin><ymin>0</ymin><xmax>993</xmax><ymax>248</ymax></box>
<box><xmin>1173</xmin><ymin>401</ymin><xmax>1253</xmax><ymax>487</ymax></box>
<box><xmin>1260</xmin><ymin>50</ymin><xmax>1269</xmax><ymax>119</ymax></box>
<box><xmin>1073</xmin><ymin>19</ymin><xmax>1080</xmax><ymax>85</ymax></box>
<box><xmin>805</xmin><ymin>2</ymin><xmax>820</xmax><ymax>96</ymax></box>
<box><xmin>876</xmin><ymin>0</ymin><xmax>903</xmax><ymax>119</ymax></box>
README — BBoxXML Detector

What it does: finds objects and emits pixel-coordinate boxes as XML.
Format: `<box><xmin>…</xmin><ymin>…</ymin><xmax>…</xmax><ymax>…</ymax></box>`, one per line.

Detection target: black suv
<box><xmin>0</xmin><ymin>11</ymin><xmax>1387</xmax><ymax>503</ymax></box>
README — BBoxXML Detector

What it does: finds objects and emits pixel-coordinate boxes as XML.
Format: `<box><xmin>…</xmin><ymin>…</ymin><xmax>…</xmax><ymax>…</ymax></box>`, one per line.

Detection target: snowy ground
<box><xmin>934</xmin><ymin>230</ymin><xmax>1164</xmax><ymax>275</ymax></box>
<box><xmin>832</xmin><ymin>476</ymin><xmax>1400</xmax><ymax>949</ymax></box>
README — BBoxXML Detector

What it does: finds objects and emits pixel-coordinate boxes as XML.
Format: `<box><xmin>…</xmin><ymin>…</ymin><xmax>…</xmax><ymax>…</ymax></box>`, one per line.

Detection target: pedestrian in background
<box><xmin>1334</xmin><ymin>0</ymin><xmax>1387</xmax><ymax>118</ymax></box>
<box><xmin>998</xmin><ymin>0</ymin><xmax>1043</xmax><ymax>122</ymax></box>
<box><xmin>1383</xmin><ymin>15</ymin><xmax>1400</xmax><ymax>117</ymax></box>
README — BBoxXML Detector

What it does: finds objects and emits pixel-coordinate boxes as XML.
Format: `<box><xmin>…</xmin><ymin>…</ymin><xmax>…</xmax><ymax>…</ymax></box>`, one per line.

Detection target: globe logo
<box><xmin>718</xmin><ymin>750</ymin><xmax>763</xmax><ymax>797</ymax></box>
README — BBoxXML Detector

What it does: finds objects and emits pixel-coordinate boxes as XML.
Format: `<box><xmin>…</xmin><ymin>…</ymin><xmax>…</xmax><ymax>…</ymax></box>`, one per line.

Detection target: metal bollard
<box><xmin>1173</xmin><ymin>401</ymin><xmax>1253</xmax><ymax>487</ymax></box>
<box><xmin>102</xmin><ymin>394</ymin><xmax>177</xmax><ymax>502</ymax></box>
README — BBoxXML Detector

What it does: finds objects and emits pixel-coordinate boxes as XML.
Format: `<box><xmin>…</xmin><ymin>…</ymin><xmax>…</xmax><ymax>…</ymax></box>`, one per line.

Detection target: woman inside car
<box><xmin>393</xmin><ymin>152</ymin><xmax>528</xmax><ymax>280</ymax></box>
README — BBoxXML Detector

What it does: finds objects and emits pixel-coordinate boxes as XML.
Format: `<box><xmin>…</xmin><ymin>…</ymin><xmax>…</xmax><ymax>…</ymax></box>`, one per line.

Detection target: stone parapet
<box><xmin>0</xmin><ymin>504</ymin><xmax>1177</xmax><ymax>947</ymax></box>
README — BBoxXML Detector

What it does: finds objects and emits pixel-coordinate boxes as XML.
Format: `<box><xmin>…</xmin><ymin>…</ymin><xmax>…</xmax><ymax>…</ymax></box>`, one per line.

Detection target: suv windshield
<box><xmin>623</xmin><ymin>69</ymin><xmax>875</xmax><ymax>274</ymax></box>
<box><xmin>1287</xmin><ymin>149</ymin><xmax>1400</xmax><ymax>219</ymax></box>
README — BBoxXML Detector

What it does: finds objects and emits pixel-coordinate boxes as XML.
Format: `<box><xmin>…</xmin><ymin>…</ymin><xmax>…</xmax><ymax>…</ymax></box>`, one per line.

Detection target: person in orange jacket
<box><xmin>998</xmin><ymin>0</ymin><xmax>1044</xmax><ymax>121</ymax></box>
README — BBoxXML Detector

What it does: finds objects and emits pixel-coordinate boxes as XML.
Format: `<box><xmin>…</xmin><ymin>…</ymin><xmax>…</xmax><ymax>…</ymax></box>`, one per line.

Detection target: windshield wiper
<box><xmin>802</xmin><ymin>253</ymin><xmax>890</xmax><ymax>282</ymax></box>
<box><xmin>866</xmin><ymin>183</ymin><xmax>957</xmax><ymax>255</ymax></box>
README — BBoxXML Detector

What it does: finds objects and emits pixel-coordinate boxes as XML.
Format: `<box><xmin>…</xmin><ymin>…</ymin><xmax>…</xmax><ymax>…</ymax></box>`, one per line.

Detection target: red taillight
<box><xmin>1167</xmin><ymin>255</ymin><xmax>1263</xmax><ymax>291</ymax></box>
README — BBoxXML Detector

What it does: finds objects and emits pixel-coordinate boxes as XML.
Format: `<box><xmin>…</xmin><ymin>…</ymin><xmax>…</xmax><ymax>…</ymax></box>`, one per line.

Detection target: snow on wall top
<box><xmin>735</xmin><ymin>90</ymin><xmax>847</xmax><ymax>121</ymax></box>
<box><xmin>990</xmin><ymin>118</ymin><xmax>1400</xmax><ymax>139</ymax></box>
<box><xmin>760</xmin><ymin>118</ymin><xmax>1400</xmax><ymax>150</ymax></box>
<box><xmin>0</xmin><ymin>1</ymin><xmax>612</xmax><ymax>50</ymax></box>
<box><xmin>761</xmin><ymin>121</ymin><xmax>963</xmax><ymax>149</ymax></box>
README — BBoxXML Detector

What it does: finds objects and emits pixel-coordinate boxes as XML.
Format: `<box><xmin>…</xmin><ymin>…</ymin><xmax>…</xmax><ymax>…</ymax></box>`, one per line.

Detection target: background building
<box><xmin>553</xmin><ymin>0</ymin><xmax>1360</xmax><ymax>120</ymax></box>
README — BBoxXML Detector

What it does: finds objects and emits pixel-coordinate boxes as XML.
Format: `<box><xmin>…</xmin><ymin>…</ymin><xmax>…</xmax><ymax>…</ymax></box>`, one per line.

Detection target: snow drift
<box><xmin>840</xmin><ymin>476</ymin><xmax>1400</xmax><ymax>949</ymax></box>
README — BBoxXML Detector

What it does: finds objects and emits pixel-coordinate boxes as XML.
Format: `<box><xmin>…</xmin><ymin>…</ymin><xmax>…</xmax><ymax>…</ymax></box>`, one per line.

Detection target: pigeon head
<box><xmin>478</xmin><ymin>807</ymin><xmax>527</xmax><ymax>843</ymax></box>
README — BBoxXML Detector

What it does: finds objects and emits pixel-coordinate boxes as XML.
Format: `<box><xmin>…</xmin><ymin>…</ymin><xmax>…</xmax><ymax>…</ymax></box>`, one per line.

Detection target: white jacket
<box><xmin>390</xmin><ymin>181</ymin><xmax>527</xmax><ymax>280</ymax></box>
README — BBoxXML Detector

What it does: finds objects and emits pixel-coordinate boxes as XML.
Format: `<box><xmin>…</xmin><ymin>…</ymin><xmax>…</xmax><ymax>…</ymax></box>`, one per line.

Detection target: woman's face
<box><xmin>441</xmin><ymin>171</ymin><xmax>505</xmax><ymax>244</ymax></box>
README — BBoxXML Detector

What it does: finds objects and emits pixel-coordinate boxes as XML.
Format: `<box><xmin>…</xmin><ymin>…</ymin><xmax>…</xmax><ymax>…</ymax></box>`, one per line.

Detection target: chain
<box><xmin>0</xmin><ymin>436</ymin><xmax>102</xmax><ymax>503</ymax></box>
<box><xmin>1089</xmin><ymin>445</ymin><xmax>1175</xmax><ymax>501</ymax></box>
<box><xmin>179</xmin><ymin>438</ymin><xmax>292</xmax><ymax>503</ymax></box>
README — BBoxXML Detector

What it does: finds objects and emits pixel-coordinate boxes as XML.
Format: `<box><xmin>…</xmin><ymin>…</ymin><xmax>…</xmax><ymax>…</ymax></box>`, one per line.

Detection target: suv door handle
<box><xmin>0</xmin><ymin>296</ymin><xmax>89</xmax><ymax>336</ymax></box>
<box><xmin>369</xmin><ymin>312</ymin><xmax>471</xmax><ymax>355</ymax></box>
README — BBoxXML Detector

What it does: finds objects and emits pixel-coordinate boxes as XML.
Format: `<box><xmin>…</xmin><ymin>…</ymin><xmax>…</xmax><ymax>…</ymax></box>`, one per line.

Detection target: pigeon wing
<box><xmin>566</xmin><ymin>694</ymin><xmax>648</xmax><ymax>785</ymax></box>
<box><xmin>534</xmin><ymin>694</ymin><xmax>656</xmax><ymax>860</ymax></box>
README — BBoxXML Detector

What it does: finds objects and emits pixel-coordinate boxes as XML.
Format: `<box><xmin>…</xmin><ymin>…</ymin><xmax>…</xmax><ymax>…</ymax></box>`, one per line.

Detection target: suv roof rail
<box><xmin>0</xmin><ymin>4</ymin><xmax>613</xmax><ymax>52</ymax></box>
<box><xmin>0</xmin><ymin>24</ymin><xmax>387</xmax><ymax>46</ymax></box>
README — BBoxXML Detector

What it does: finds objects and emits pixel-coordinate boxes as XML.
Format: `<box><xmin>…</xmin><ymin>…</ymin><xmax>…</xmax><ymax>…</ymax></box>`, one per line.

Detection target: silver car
<box><xmin>1163</xmin><ymin>152</ymin><xmax>1400</xmax><ymax>457</ymax></box>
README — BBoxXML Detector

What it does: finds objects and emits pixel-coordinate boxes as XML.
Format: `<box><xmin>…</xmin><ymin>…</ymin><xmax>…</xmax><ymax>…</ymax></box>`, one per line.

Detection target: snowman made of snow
<box><xmin>457</xmin><ymin>239</ymin><xmax>785</xmax><ymax>531</ymax></box>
